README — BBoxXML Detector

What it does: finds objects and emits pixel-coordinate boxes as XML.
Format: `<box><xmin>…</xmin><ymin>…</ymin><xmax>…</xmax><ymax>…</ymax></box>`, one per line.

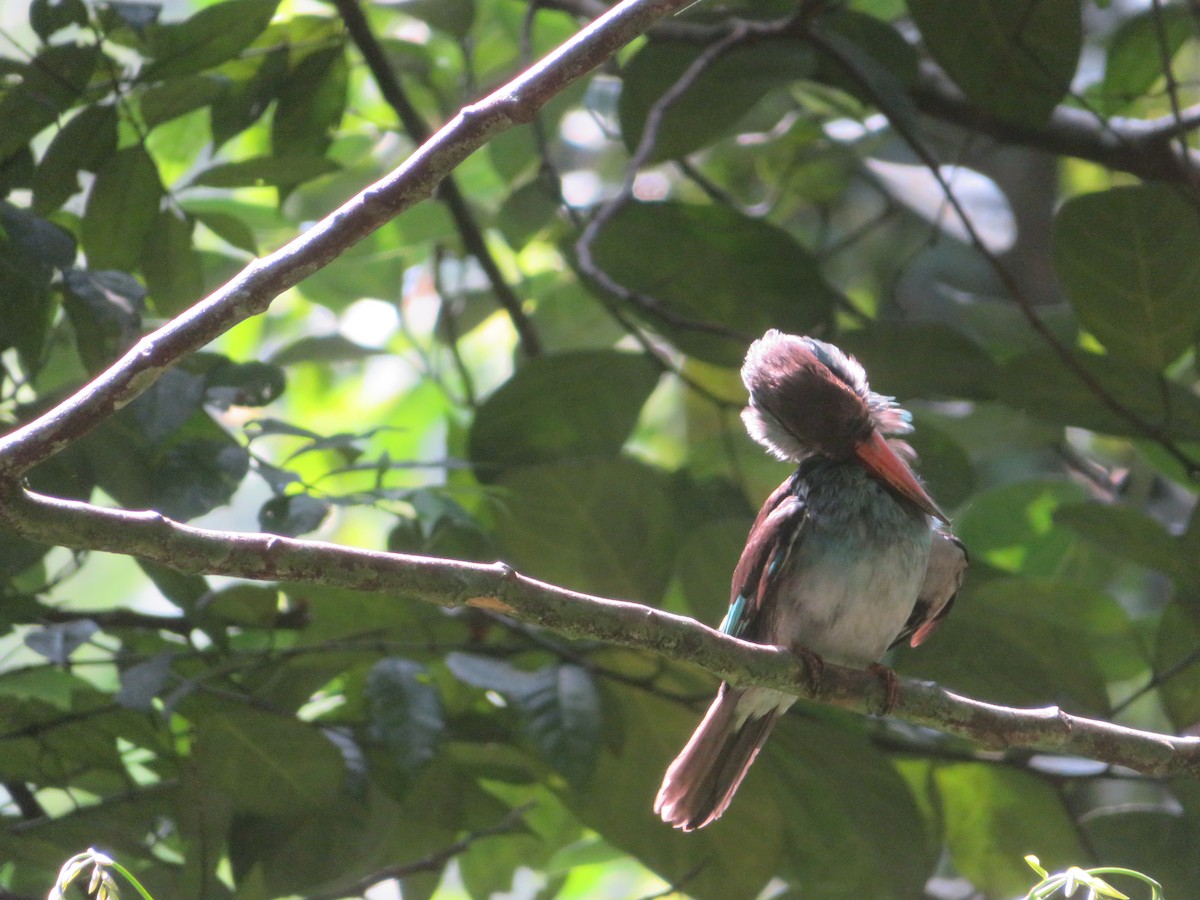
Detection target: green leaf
<box><xmin>1154</xmin><ymin>603</ymin><xmax>1200</xmax><ymax>730</ymax></box>
<box><xmin>768</xmin><ymin>719</ymin><xmax>935</xmax><ymax>897</ymax></box>
<box><xmin>82</xmin><ymin>146</ymin><xmax>164</xmax><ymax>271</ymax></box>
<box><xmin>142</xmin><ymin>208</ymin><xmax>204</xmax><ymax>316</ymax></box>
<box><xmin>142</xmin><ymin>0</ymin><xmax>280</xmax><ymax>81</ymax></box>
<box><xmin>189</xmin><ymin>155</ymin><xmax>339</xmax><ymax>188</ymax></box>
<box><xmin>153</xmin><ymin>439</ymin><xmax>250</xmax><ymax>520</ymax></box>
<box><xmin>900</xmin><ymin>577</ymin><xmax>1139</xmax><ymax>712</ymax></box>
<box><xmin>0</xmin><ymin>43</ymin><xmax>100</xmax><ymax>161</ymax></box>
<box><xmin>62</xmin><ymin>268</ymin><xmax>147</xmax><ymax>371</ymax></box>
<box><xmin>32</xmin><ymin>105</ymin><xmax>119</xmax><ymax>215</ymax></box>
<box><xmin>1055</xmin><ymin>502</ymin><xmax>1193</xmax><ymax>581</ymax></box>
<box><xmin>565</xmin><ymin>684</ymin><xmax>784</xmax><ymax>899</ymax></box>
<box><xmin>258</xmin><ymin>494</ymin><xmax>330</xmax><ymax>537</ymax></box>
<box><xmin>1100</xmin><ymin>6</ymin><xmax>1192</xmax><ymax>113</ymax></box>
<box><xmin>468</xmin><ymin>350</ymin><xmax>661</xmax><ymax>474</ymax></box>
<box><xmin>588</xmin><ymin>201</ymin><xmax>836</xmax><ymax>366</ymax></box>
<box><xmin>445</xmin><ymin>652</ymin><xmax>538</xmax><ymax>695</ymax></box>
<box><xmin>907</xmin><ymin>0</ymin><xmax>1081</xmax><ymax>126</ymax></box>
<box><xmin>0</xmin><ymin>203</ymin><xmax>75</xmax><ymax>364</ymax></box>
<box><xmin>493</xmin><ymin>459</ymin><xmax>679</xmax><ymax>602</ymax></box>
<box><xmin>192</xmin><ymin>711</ymin><xmax>344</xmax><ymax>816</ymax></box>
<box><xmin>1054</xmin><ymin>184</ymin><xmax>1200</xmax><ymax>370</ymax></box>
<box><xmin>995</xmin><ymin>349</ymin><xmax>1200</xmax><ymax>442</ymax></box>
<box><xmin>30</xmin><ymin>0</ymin><xmax>88</xmax><ymax>39</ymax></box>
<box><xmin>838</xmin><ymin>323</ymin><xmax>999</xmax><ymax>400</ymax></box>
<box><xmin>935</xmin><ymin>764</ymin><xmax>1086</xmax><ymax>898</ymax></box>
<box><xmin>516</xmin><ymin>664</ymin><xmax>601</xmax><ymax>789</ymax></box>
<box><xmin>210</xmin><ymin>46</ymin><xmax>289</xmax><ymax>147</ymax></box>
<box><xmin>366</xmin><ymin>658</ymin><xmax>446</xmax><ymax>776</ymax></box>
<box><xmin>954</xmin><ymin>479</ymin><xmax>1087</xmax><ymax>577</ymax></box>
<box><xmin>271</xmin><ymin>47</ymin><xmax>348</xmax><ymax>160</ymax></box>
<box><xmin>618</xmin><ymin>39</ymin><xmax>815</xmax><ymax>162</ymax></box>
<box><xmin>386</xmin><ymin>0</ymin><xmax>475</xmax><ymax>38</ymax></box>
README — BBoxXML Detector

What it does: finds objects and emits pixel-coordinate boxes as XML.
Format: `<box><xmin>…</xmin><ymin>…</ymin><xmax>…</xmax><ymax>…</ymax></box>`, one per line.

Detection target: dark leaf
<box><xmin>141</xmin><ymin>209</ymin><xmax>205</xmax><ymax>316</ymax></box>
<box><xmin>210</xmin><ymin>46</ymin><xmax>289</xmax><ymax>147</ymax></box>
<box><xmin>0</xmin><ymin>43</ymin><xmax>100</xmax><ymax>162</ymax></box>
<box><xmin>189</xmin><ymin>155</ymin><xmax>339</xmax><ymax>189</ymax></box>
<box><xmin>271</xmin><ymin>46</ymin><xmax>348</xmax><ymax>160</ymax></box>
<box><xmin>935</xmin><ymin>764</ymin><xmax>1086</xmax><ymax>897</ymax></box>
<box><xmin>203</xmin><ymin>359</ymin><xmax>287</xmax><ymax>408</ymax></box>
<box><xmin>30</xmin><ymin>0</ymin><xmax>88</xmax><ymax>40</ymax></box>
<box><xmin>588</xmin><ymin>201</ymin><xmax>836</xmax><ymax>365</ymax></box>
<box><xmin>1055</xmin><ymin>502</ymin><xmax>1194</xmax><ymax>581</ymax></box>
<box><xmin>619</xmin><ymin>39</ymin><xmax>814</xmax><ymax>162</ymax></box>
<box><xmin>996</xmin><ymin>349</ymin><xmax>1200</xmax><ymax>442</ymax></box>
<box><xmin>259</xmin><ymin>494</ymin><xmax>330</xmax><ymax>537</ymax></box>
<box><xmin>268</xmin><ymin>333</ymin><xmax>381</xmax><ymax>366</ymax></box>
<box><xmin>1100</xmin><ymin>6</ymin><xmax>1192</xmax><ymax>113</ymax></box>
<box><xmin>0</xmin><ymin>203</ymin><xmax>75</xmax><ymax>364</ymax></box>
<box><xmin>137</xmin><ymin>74</ymin><xmax>226</xmax><ymax>128</ymax></box>
<box><xmin>1054</xmin><ymin>184</ymin><xmax>1200</xmax><ymax>370</ymax></box>
<box><xmin>126</xmin><ymin>368</ymin><xmax>206</xmax><ymax>443</ymax></box>
<box><xmin>494</xmin><ymin>459</ymin><xmax>679</xmax><ymax>602</ymax></box>
<box><xmin>192</xmin><ymin>710</ymin><xmax>345</xmax><ymax>816</ymax></box>
<box><xmin>838</xmin><ymin>323</ymin><xmax>999</xmax><ymax>400</ymax></box>
<box><xmin>81</xmin><ymin>146</ymin><xmax>164</xmax><ymax>271</ymax></box>
<box><xmin>907</xmin><ymin>0</ymin><xmax>1081</xmax><ymax>126</ymax></box>
<box><xmin>469</xmin><ymin>350</ymin><xmax>660</xmax><ymax>475</ymax></box>
<box><xmin>153</xmin><ymin>439</ymin><xmax>250</xmax><ymax>520</ymax></box>
<box><xmin>366</xmin><ymin>658</ymin><xmax>446</xmax><ymax>776</ymax></box>
<box><xmin>142</xmin><ymin>0</ymin><xmax>280</xmax><ymax>81</ymax></box>
<box><xmin>32</xmin><ymin>104</ymin><xmax>119</xmax><ymax>214</ymax></box>
<box><xmin>378</xmin><ymin>0</ymin><xmax>475</xmax><ymax>37</ymax></box>
<box><xmin>516</xmin><ymin>664</ymin><xmax>601</xmax><ymax>789</ymax></box>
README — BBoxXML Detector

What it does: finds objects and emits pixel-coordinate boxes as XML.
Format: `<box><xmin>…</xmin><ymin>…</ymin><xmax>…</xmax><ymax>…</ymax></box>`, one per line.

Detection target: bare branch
<box><xmin>0</xmin><ymin>0</ymin><xmax>698</xmax><ymax>478</ymax></box>
<box><xmin>2</xmin><ymin>483</ymin><xmax>1198</xmax><ymax>781</ymax></box>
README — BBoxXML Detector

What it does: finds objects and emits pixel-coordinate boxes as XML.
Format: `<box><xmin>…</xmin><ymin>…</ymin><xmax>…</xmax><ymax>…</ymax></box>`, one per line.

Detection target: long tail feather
<box><xmin>655</xmin><ymin>685</ymin><xmax>784</xmax><ymax>830</ymax></box>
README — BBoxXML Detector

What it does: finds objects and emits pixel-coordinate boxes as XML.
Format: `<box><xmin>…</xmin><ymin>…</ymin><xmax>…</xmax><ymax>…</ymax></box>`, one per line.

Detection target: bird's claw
<box><xmin>794</xmin><ymin>646</ymin><xmax>825</xmax><ymax>696</ymax></box>
<box><xmin>867</xmin><ymin>662</ymin><xmax>900</xmax><ymax>714</ymax></box>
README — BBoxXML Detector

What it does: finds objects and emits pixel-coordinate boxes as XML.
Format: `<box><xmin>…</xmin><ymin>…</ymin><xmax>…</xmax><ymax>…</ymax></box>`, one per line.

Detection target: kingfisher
<box><xmin>655</xmin><ymin>330</ymin><xmax>967</xmax><ymax>831</ymax></box>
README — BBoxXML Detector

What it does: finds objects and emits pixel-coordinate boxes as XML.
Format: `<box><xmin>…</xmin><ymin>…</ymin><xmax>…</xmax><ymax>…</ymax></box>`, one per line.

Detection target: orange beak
<box><xmin>855</xmin><ymin>430</ymin><xmax>950</xmax><ymax>525</ymax></box>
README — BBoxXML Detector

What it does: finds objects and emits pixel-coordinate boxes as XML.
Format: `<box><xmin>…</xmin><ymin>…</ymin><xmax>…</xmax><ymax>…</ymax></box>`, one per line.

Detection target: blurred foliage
<box><xmin>0</xmin><ymin>0</ymin><xmax>1198</xmax><ymax>897</ymax></box>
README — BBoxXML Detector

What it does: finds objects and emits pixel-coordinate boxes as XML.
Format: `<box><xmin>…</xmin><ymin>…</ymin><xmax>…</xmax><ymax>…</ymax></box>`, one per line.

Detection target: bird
<box><xmin>655</xmin><ymin>330</ymin><xmax>967</xmax><ymax>831</ymax></box>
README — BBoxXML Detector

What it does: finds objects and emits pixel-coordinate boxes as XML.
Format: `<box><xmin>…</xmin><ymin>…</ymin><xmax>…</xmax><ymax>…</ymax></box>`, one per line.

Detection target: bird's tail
<box><xmin>654</xmin><ymin>684</ymin><xmax>785</xmax><ymax>830</ymax></box>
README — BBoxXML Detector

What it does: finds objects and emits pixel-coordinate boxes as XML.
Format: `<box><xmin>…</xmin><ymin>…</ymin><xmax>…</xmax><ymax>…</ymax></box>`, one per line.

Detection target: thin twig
<box><xmin>306</xmin><ymin>802</ymin><xmax>534</xmax><ymax>900</ymax></box>
<box><xmin>331</xmin><ymin>0</ymin><xmax>543</xmax><ymax>357</ymax></box>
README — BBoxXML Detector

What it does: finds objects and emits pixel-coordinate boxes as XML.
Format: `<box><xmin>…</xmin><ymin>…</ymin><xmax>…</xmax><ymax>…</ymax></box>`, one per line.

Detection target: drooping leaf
<box><xmin>365</xmin><ymin>658</ymin><xmax>446</xmax><ymax>776</ymax></box>
<box><xmin>515</xmin><ymin>664</ymin><xmax>602</xmax><ymax>790</ymax></box>
<box><xmin>259</xmin><ymin>494</ymin><xmax>330</xmax><ymax>537</ymax></box>
<box><xmin>588</xmin><ymin>201</ymin><xmax>836</xmax><ymax>366</ymax></box>
<box><xmin>0</xmin><ymin>204</ymin><xmax>75</xmax><ymax>364</ymax></box>
<box><xmin>0</xmin><ymin>43</ymin><xmax>100</xmax><ymax>162</ymax></box>
<box><xmin>618</xmin><ymin>39</ymin><xmax>815</xmax><ymax>162</ymax></box>
<box><xmin>907</xmin><ymin>0</ymin><xmax>1081</xmax><ymax>126</ymax></box>
<box><xmin>935</xmin><ymin>764</ymin><xmax>1086</xmax><ymax>898</ymax></box>
<box><xmin>189</xmin><ymin>155</ymin><xmax>339</xmax><ymax>189</ymax></box>
<box><xmin>32</xmin><ymin>105</ymin><xmax>119</xmax><ymax>214</ymax></box>
<box><xmin>81</xmin><ymin>146</ymin><xmax>164</xmax><ymax>271</ymax></box>
<box><xmin>141</xmin><ymin>0</ymin><xmax>280</xmax><ymax>81</ymax></box>
<box><xmin>142</xmin><ymin>208</ymin><xmax>205</xmax><ymax>316</ymax></box>
<box><xmin>271</xmin><ymin>46</ymin><xmax>348</xmax><ymax>160</ymax></box>
<box><xmin>30</xmin><ymin>0</ymin><xmax>88</xmax><ymax>40</ymax></box>
<box><xmin>1100</xmin><ymin>5</ymin><xmax>1192</xmax><ymax>113</ymax></box>
<box><xmin>1054</xmin><ymin>184</ymin><xmax>1200</xmax><ymax>370</ymax></box>
<box><xmin>469</xmin><ymin>350</ymin><xmax>661</xmax><ymax>475</ymax></box>
<box><xmin>494</xmin><ymin>458</ymin><xmax>679</xmax><ymax>603</ymax></box>
<box><xmin>192</xmin><ymin>710</ymin><xmax>344</xmax><ymax>816</ymax></box>
<box><xmin>838</xmin><ymin>322</ymin><xmax>999</xmax><ymax>400</ymax></box>
<box><xmin>153</xmin><ymin>439</ymin><xmax>251</xmax><ymax>521</ymax></box>
<box><xmin>995</xmin><ymin>349</ymin><xmax>1200</xmax><ymax>442</ymax></box>
<box><xmin>1055</xmin><ymin>502</ymin><xmax>1193</xmax><ymax>581</ymax></box>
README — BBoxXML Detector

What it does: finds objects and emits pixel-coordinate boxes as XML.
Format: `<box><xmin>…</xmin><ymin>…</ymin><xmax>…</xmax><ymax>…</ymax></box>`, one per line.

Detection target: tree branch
<box><xmin>0</xmin><ymin>0</ymin><xmax>697</xmax><ymax>479</ymax></box>
<box><xmin>2</xmin><ymin>482</ymin><xmax>1197</xmax><ymax>781</ymax></box>
<box><xmin>331</xmin><ymin>0</ymin><xmax>544</xmax><ymax>357</ymax></box>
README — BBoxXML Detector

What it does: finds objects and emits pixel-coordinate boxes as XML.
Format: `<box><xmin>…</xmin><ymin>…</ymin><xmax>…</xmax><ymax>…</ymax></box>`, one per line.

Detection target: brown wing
<box><xmin>892</xmin><ymin>529</ymin><xmax>968</xmax><ymax>649</ymax></box>
<box><xmin>721</xmin><ymin>472</ymin><xmax>807</xmax><ymax>642</ymax></box>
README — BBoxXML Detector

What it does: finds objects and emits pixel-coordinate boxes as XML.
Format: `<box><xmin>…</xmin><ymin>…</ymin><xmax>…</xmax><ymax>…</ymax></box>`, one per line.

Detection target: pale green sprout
<box><xmin>48</xmin><ymin>849</ymin><xmax>155</xmax><ymax>900</ymax></box>
<box><xmin>1024</xmin><ymin>855</ymin><xmax>1164</xmax><ymax>900</ymax></box>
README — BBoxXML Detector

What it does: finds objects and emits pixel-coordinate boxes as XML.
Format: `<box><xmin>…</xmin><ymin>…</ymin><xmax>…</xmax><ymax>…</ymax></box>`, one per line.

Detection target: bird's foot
<box><xmin>793</xmin><ymin>647</ymin><xmax>825</xmax><ymax>696</ymax></box>
<box><xmin>867</xmin><ymin>662</ymin><xmax>900</xmax><ymax>714</ymax></box>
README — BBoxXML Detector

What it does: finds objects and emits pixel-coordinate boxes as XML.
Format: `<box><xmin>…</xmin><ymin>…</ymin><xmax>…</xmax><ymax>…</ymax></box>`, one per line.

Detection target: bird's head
<box><xmin>741</xmin><ymin>330</ymin><xmax>949</xmax><ymax>524</ymax></box>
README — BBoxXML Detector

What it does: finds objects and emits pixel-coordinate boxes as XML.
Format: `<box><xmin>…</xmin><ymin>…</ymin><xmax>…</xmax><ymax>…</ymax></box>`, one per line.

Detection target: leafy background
<box><xmin>1</xmin><ymin>0</ymin><xmax>1199</xmax><ymax>897</ymax></box>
